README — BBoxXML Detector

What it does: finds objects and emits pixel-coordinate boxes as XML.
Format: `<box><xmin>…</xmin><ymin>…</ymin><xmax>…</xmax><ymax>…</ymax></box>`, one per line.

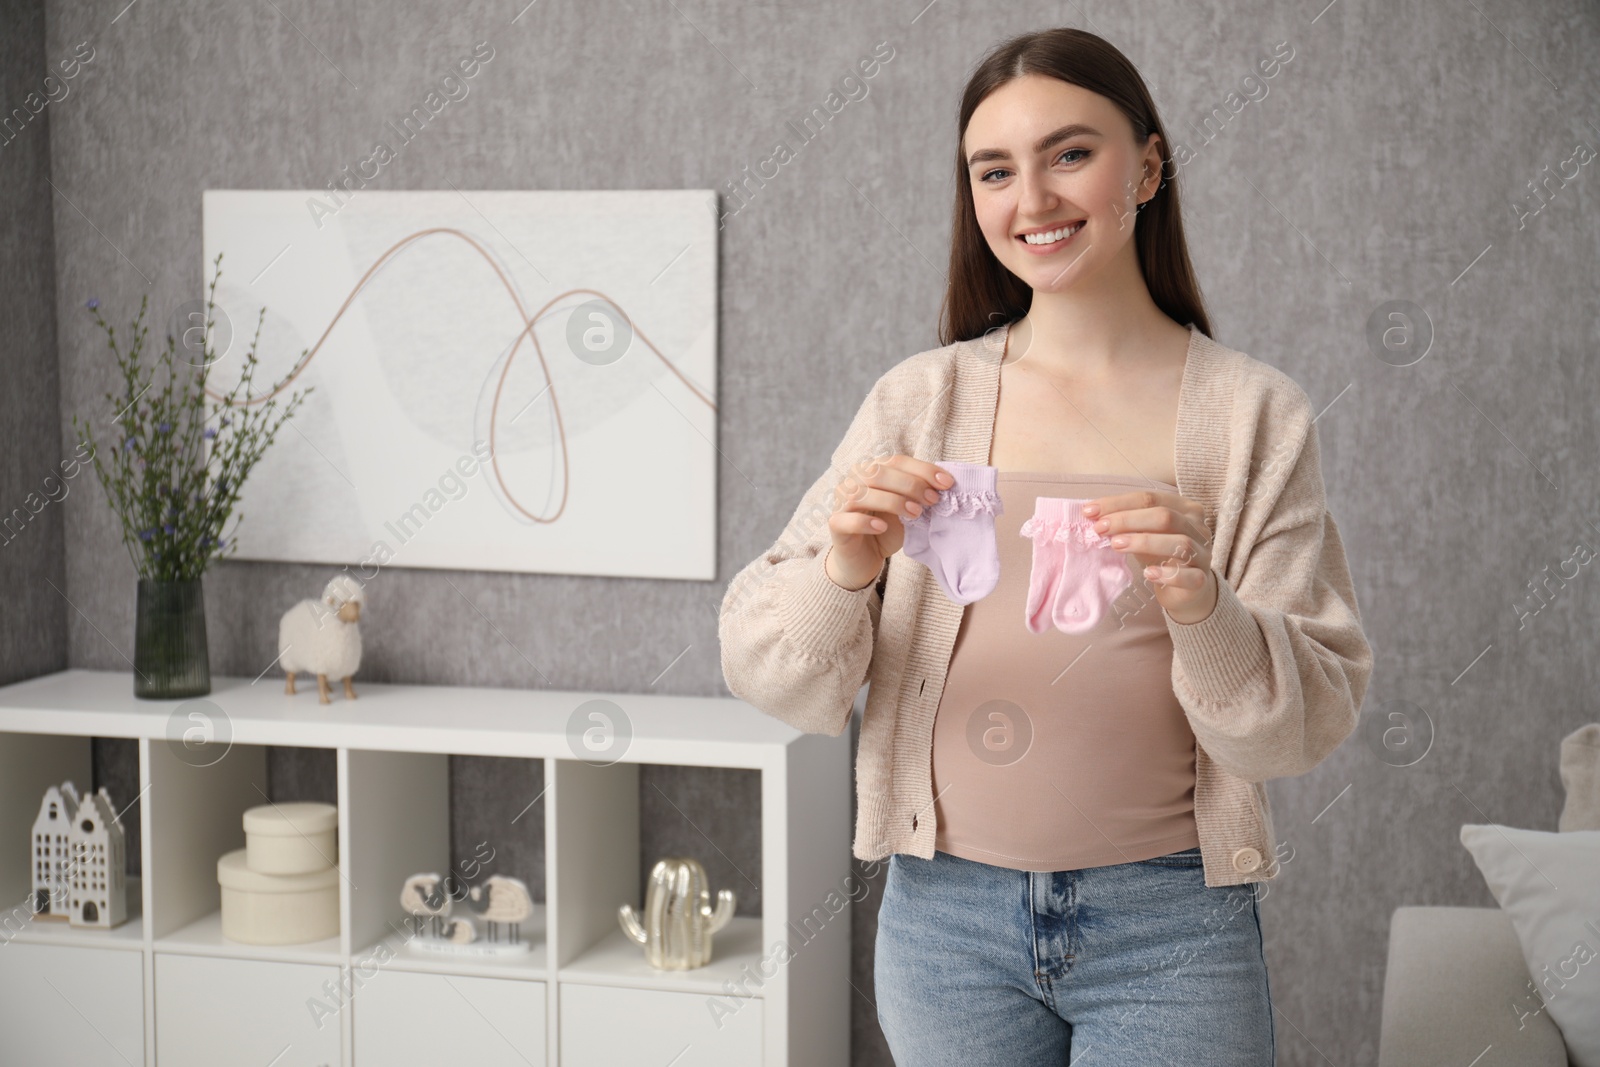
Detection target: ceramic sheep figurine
<box><xmin>466</xmin><ymin>874</ymin><xmax>533</xmax><ymax>944</ymax></box>
<box><xmin>400</xmin><ymin>872</ymin><xmax>452</xmax><ymax>938</ymax></box>
<box><xmin>280</xmin><ymin>574</ymin><xmax>364</xmax><ymax>704</ymax></box>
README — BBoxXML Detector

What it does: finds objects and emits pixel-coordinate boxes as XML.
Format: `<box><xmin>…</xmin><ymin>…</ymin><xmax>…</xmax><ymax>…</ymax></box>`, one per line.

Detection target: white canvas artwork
<box><xmin>200</xmin><ymin>189</ymin><xmax>717</xmax><ymax>579</ymax></box>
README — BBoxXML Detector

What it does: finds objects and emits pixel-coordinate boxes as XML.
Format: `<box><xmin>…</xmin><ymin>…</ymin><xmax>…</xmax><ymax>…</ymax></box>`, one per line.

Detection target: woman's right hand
<box><xmin>825</xmin><ymin>455</ymin><xmax>954</xmax><ymax>591</ymax></box>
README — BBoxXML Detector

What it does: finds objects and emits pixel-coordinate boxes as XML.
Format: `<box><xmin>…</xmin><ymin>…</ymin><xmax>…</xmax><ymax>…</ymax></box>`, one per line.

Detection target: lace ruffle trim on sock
<box><xmin>898</xmin><ymin>486</ymin><xmax>1003</xmax><ymax>524</ymax></box>
<box><xmin>1018</xmin><ymin>514</ymin><xmax>1114</xmax><ymax>550</ymax></box>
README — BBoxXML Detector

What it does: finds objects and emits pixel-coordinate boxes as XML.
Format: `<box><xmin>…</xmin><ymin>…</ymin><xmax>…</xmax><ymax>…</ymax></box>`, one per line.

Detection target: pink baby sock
<box><xmin>899</xmin><ymin>460</ymin><xmax>1003</xmax><ymax>606</ymax></box>
<box><xmin>1020</xmin><ymin>503</ymin><xmax>1066</xmax><ymax>634</ymax></box>
<box><xmin>1018</xmin><ymin>497</ymin><xmax>1133</xmax><ymax>635</ymax></box>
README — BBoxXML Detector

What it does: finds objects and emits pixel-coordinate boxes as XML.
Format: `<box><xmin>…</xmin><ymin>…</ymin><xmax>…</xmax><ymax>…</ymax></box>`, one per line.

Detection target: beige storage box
<box><xmin>242</xmin><ymin>801</ymin><xmax>338</xmax><ymax>875</ymax></box>
<box><xmin>217</xmin><ymin>848</ymin><xmax>339</xmax><ymax>944</ymax></box>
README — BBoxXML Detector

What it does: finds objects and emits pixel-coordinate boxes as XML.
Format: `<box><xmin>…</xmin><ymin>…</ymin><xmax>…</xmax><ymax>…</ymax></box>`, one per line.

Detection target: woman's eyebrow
<box><xmin>966</xmin><ymin>122</ymin><xmax>1103</xmax><ymax>167</ymax></box>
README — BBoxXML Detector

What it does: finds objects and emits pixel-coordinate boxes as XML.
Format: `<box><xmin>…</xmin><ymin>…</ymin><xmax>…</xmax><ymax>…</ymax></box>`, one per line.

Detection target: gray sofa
<box><xmin>1378</xmin><ymin>906</ymin><xmax>1568</xmax><ymax>1066</ymax></box>
<box><xmin>1379</xmin><ymin>723</ymin><xmax>1599</xmax><ymax>1067</ymax></box>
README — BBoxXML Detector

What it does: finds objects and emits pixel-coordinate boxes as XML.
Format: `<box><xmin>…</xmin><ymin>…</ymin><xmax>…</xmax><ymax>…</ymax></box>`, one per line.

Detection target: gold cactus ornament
<box><xmin>618</xmin><ymin>856</ymin><xmax>735</xmax><ymax>970</ymax></box>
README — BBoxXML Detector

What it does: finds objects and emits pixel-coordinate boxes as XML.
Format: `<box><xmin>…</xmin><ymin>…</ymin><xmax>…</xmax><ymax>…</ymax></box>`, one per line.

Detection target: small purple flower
<box><xmin>203</xmin><ymin>427</ymin><xmax>217</xmax><ymax>439</ymax></box>
<box><xmin>138</xmin><ymin>528</ymin><xmax>155</xmax><ymax>542</ymax></box>
<box><xmin>157</xmin><ymin>421</ymin><xmax>172</xmax><ymax>434</ymax></box>
<box><xmin>220</xmin><ymin>416</ymin><xmax>231</xmax><ymax>427</ymax></box>
<box><xmin>217</xmin><ymin>537</ymin><xmax>227</xmax><ymax>549</ymax></box>
<box><xmin>162</xmin><ymin>523</ymin><xmax>175</xmax><ymax>535</ymax></box>
<box><xmin>122</xmin><ymin>436</ymin><xmax>137</xmax><ymax>452</ymax></box>
<box><xmin>86</xmin><ymin>298</ymin><xmax>99</xmax><ymax>310</ymax></box>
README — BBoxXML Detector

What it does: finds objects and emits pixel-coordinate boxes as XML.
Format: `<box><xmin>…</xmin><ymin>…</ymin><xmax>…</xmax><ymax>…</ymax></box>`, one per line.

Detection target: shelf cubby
<box><xmin>0</xmin><ymin>730</ymin><xmax>142</xmax><ymax>947</ymax></box>
<box><xmin>144</xmin><ymin>737</ymin><xmax>347</xmax><ymax>968</ymax></box>
<box><xmin>344</xmin><ymin>746</ymin><xmax>549</xmax><ymax>980</ymax></box>
<box><xmin>553</xmin><ymin>758</ymin><xmax>768</xmax><ymax>997</ymax></box>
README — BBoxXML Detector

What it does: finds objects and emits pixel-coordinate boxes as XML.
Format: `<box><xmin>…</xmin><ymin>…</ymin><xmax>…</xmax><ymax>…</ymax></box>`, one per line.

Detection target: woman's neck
<box><xmin>1009</xmin><ymin>297</ymin><xmax>1181</xmax><ymax>380</ymax></box>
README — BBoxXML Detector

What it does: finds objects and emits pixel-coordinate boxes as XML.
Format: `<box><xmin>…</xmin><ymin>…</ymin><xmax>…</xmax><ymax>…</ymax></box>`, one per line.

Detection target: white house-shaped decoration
<box><xmin>67</xmin><ymin>786</ymin><xmax>127</xmax><ymax>929</ymax></box>
<box><xmin>30</xmin><ymin>780</ymin><xmax>82</xmax><ymax>916</ymax></box>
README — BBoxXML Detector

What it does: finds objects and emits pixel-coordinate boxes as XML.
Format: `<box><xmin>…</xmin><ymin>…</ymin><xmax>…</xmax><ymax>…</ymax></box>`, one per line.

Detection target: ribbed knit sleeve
<box><xmin>718</xmin><ymin>375</ymin><xmax>901</xmax><ymax>737</ymax></box>
<box><xmin>1164</xmin><ymin>393</ymin><xmax>1373</xmax><ymax>783</ymax></box>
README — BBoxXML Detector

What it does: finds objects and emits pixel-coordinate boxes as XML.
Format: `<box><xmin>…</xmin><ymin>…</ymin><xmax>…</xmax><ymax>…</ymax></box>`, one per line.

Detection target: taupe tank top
<box><xmin>929</xmin><ymin>472</ymin><xmax>1200</xmax><ymax>872</ymax></box>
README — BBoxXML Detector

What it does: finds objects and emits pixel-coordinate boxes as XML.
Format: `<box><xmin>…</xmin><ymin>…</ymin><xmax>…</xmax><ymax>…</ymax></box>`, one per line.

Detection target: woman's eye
<box><xmin>979</xmin><ymin>148</ymin><xmax>1090</xmax><ymax>184</ymax></box>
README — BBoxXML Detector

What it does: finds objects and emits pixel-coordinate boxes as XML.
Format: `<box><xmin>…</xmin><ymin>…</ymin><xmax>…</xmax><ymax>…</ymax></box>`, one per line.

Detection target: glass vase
<box><xmin>133</xmin><ymin>578</ymin><xmax>211</xmax><ymax>699</ymax></box>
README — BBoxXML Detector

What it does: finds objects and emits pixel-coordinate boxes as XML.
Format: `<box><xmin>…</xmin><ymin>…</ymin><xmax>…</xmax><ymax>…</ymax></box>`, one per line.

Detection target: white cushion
<box><xmin>1460</xmin><ymin>824</ymin><xmax>1600</xmax><ymax>1067</ymax></box>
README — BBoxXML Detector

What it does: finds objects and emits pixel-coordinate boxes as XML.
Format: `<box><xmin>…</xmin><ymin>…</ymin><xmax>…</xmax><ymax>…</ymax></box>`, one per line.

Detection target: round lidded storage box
<box><xmin>217</xmin><ymin>848</ymin><xmax>339</xmax><ymax>944</ymax></box>
<box><xmin>242</xmin><ymin>801</ymin><xmax>337</xmax><ymax>875</ymax></box>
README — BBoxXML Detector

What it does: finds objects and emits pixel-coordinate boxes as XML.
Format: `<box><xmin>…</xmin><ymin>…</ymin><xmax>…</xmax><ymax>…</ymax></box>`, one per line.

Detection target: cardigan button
<box><xmin>1231</xmin><ymin>847</ymin><xmax>1262</xmax><ymax>873</ymax></box>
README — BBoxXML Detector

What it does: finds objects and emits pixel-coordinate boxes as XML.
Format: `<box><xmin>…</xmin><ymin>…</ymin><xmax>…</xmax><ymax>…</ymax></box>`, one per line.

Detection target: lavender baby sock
<box><xmin>900</xmin><ymin>460</ymin><xmax>1003</xmax><ymax>606</ymax></box>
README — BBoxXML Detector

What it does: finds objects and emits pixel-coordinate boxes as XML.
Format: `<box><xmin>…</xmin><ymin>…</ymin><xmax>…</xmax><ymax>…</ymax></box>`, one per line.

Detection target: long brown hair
<box><xmin>938</xmin><ymin>28</ymin><xmax>1211</xmax><ymax>346</ymax></box>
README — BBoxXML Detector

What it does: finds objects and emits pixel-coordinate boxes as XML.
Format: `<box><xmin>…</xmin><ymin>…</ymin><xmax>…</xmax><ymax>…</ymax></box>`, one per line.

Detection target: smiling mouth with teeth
<box><xmin>1019</xmin><ymin>220</ymin><xmax>1086</xmax><ymax>246</ymax></box>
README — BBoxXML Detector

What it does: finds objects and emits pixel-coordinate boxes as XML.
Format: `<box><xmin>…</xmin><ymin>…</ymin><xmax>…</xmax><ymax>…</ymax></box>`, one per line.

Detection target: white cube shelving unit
<box><xmin>0</xmin><ymin>669</ymin><xmax>851</xmax><ymax>1066</ymax></box>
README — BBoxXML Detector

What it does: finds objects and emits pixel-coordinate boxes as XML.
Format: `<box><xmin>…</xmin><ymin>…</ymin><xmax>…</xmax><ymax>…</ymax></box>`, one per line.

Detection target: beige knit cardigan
<box><xmin>719</xmin><ymin>322</ymin><xmax>1373</xmax><ymax>887</ymax></box>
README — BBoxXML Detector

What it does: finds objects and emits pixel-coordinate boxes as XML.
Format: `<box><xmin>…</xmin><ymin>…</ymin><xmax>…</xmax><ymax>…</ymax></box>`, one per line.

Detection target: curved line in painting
<box><xmin>204</xmin><ymin>225</ymin><xmax>715</xmax><ymax>524</ymax></box>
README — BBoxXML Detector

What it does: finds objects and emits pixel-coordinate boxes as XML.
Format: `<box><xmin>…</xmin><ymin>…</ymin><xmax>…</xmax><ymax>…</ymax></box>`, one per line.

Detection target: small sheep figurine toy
<box><xmin>466</xmin><ymin>874</ymin><xmax>534</xmax><ymax>944</ymax></box>
<box><xmin>279</xmin><ymin>574</ymin><xmax>364</xmax><ymax>704</ymax></box>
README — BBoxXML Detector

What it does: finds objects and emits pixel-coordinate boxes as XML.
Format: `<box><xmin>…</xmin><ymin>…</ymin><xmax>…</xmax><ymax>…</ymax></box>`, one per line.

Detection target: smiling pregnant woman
<box><xmin>720</xmin><ymin>26</ymin><xmax>1373</xmax><ymax>1067</ymax></box>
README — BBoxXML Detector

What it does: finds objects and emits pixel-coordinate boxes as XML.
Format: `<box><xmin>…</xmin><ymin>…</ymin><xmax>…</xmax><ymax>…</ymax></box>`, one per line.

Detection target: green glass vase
<box><xmin>133</xmin><ymin>578</ymin><xmax>211</xmax><ymax>699</ymax></box>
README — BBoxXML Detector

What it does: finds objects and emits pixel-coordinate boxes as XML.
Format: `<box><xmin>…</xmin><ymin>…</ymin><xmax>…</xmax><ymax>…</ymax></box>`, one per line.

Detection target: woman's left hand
<box><xmin>1081</xmin><ymin>490</ymin><xmax>1218</xmax><ymax>625</ymax></box>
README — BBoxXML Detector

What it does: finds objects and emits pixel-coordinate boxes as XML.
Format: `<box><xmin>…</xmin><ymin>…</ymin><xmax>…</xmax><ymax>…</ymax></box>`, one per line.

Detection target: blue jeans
<box><xmin>874</xmin><ymin>846</ymin><xmax>1275</xmax><ymax>1066</ymax></box>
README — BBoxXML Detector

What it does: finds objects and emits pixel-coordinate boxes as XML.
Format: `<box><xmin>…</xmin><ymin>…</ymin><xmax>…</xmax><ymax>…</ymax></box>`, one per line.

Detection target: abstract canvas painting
<box><xmin>200</xmin><ymin>189</ymin><xmax>717</xmax><ymax>579</ymax></box>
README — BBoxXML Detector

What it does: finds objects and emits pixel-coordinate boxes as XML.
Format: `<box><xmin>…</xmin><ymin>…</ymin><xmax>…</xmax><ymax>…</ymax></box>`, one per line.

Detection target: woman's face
<box><xmin>963</xmin><ymin>74</ymin><xmax>1161</xmax><ymax>292</ymax></box>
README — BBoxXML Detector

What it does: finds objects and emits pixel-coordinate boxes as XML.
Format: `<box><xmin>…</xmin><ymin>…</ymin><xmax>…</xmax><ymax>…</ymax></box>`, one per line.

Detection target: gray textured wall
<box><xmin>1</xmin><ymin>0</ymin><xmax>67</xmax><ymax>688</ymax></box>
<box><xmin>25</xmin><ymin>0</ymin><xmax>1600</xmax><ymax>1064</ymax></box>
